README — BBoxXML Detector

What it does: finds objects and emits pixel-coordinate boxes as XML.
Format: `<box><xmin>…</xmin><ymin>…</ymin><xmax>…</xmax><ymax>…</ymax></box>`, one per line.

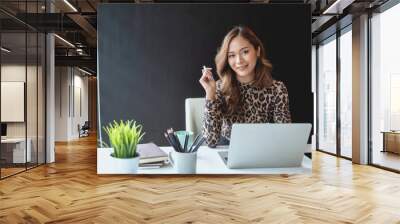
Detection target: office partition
<box><xmin>0</xmin><ymin>3</ymin><xmax>46</xmax><ymax>179</ymax></box>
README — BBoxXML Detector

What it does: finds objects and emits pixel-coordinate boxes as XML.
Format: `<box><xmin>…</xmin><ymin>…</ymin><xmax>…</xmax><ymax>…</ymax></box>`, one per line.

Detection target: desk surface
<box><xmin>381</xmin><ymin>131</ymin><xmax>400</xmax><ymax>134</ymax></box>
<box><xmin>1</xmin><ymin>138</ymin><xmax>28</xmax><ymax>143</ymax></box>
<box><xmin>98</xmin><ymin>146</ymin><xmax>312</xmax><ymax>175</ymax></box>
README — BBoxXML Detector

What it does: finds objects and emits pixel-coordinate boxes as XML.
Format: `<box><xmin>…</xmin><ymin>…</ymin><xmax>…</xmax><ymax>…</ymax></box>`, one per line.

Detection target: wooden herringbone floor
<box><xmin>1</xmin><ymin>135</ymin><xmax>400</xmax><ymax>224</ymax></box>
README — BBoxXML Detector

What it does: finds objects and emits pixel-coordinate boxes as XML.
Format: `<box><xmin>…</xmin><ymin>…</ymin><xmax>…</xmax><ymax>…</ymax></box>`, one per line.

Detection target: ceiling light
<box><xmin>78</xmin><ymin>67</ymin><xmax>92</xmax><ymax>76</ymax></box>
<box><xmin>63</xmin><ymin>0</ymin><xmax>78</xmax><ymax>12</ymax></box>
<box><xmin>322</xmin><ymin>0</ymin><xmax>354</xmax><ymax>15</ymax></box>
<box><xmin>76</xmin><ymin>49</ymin><xmax>85</xmax><ymax>55</ymax></box>
<box><xmin>1</xmin><ymin>47</ymin><xmax>11</xmax><ymax>53</ymax></box>
<box><xmin>54</xmin><ymin>34</ymin><xmax>75</xmax><ymax>48</ymax></box>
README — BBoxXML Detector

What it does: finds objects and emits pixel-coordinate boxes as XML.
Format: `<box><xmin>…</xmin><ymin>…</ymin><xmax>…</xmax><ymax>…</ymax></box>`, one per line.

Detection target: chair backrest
<box><xmin>185</xmin><ymin>98</ymin><xmax>205</xmax><ymax>137</ymax></box>
<box><xmin>82</xmin><ymin>121</ymin><xmax>90</xmax><ymax>129</ymax></box>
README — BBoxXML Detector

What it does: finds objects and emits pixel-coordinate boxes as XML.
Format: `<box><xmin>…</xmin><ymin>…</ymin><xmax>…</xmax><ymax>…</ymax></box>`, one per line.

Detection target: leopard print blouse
<box><xmin>202</xmin><ymin>79</ymin><xmax>291</xmax><ymax>148</ymax></box>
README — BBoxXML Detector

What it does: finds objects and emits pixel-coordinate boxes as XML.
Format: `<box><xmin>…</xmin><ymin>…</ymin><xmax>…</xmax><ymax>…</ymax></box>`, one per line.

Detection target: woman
<box><xmin>199</xmin><ymin>26</ymin><xmax>291</xmax><ymax>148</ymax></box>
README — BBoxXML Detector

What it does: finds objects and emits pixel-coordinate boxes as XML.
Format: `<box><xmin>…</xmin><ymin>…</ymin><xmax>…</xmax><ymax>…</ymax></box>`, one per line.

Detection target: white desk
<box><xmin>97</xmin><ymin>146</ymin><xmax>312</xmax><ymax>175</ymax></box>
<box><xmin>1</xmin><ymin>138</ymin><xmax>32</xmax><ymax>163</ymax></box>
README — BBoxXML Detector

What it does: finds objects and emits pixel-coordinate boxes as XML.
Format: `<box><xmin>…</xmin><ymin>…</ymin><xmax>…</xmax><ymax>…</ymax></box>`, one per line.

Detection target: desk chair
<box><xmin>78</xmin><ymin>121</ymin><xmax>90</xmax><ymax>138</ymax></box>
<box><xmin>185</xmin><ymin>98</ymin><xmax>205</xmax><ymax>138</ymax></box>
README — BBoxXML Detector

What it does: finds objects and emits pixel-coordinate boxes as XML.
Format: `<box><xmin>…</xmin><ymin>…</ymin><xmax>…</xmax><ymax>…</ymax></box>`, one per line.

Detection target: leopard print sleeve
<box><xmin>273</xmin><ymin>81</ymin><xmax>291</xmax><ymax>123</ymax></box>
<box><xmin>202</xmin><ymin>81</ymin><xmax>224</xmax><ymax>148</ymax></box>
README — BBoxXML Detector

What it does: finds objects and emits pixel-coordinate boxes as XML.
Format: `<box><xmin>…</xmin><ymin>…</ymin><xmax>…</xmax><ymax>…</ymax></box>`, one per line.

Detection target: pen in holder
<box><xmin>163</xmin><ymin>128</ymin><xmax>205</xmax><ymax>174</ymax></box>
<box><xmin>163</xmin><ymin>128</ymin><xmax>205</xmax><ymax>153</ymax></box>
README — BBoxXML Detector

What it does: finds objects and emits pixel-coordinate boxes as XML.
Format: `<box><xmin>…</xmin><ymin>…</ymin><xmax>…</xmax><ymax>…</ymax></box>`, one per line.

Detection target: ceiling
<box><xmin>0</xmin><ymin>0</ymin><xmax>391</xmax><ymax>75</ymax></box>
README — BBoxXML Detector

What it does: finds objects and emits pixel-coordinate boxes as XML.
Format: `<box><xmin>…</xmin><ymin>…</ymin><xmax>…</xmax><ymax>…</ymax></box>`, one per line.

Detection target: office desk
<box><xmin>381</xmin><ymin>131</ymin><xmax>400</xmax><ymax>154</ymax></box>
<box><xmin>97</xmin><ymin>146</ymin><xmax>311</xmax><ymax>175</ymax></box>
<box><xmin>1</xmin><ymin>138</ymin><xmax>32</xmax><ymax>163</ymax></box>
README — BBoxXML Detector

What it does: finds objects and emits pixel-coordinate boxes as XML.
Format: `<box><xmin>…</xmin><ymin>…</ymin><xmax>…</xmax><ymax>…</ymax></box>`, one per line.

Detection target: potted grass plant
<box><xmin>103</xmin><ymin>120</ymin><xmax>145</xmax><ymax>174</ymax></box>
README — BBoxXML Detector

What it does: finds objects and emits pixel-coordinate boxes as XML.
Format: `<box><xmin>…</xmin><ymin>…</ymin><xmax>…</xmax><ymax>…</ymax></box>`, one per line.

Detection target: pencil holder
<box><xmin>168</xmin><ymin>151</ymin><xmax>197</xmax><ymax>174</ymax></box>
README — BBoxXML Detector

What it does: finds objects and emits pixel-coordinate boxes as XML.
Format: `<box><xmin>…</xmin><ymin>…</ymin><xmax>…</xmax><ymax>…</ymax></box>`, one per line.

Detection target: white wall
<box><xmin>1</xmin><ymin>65</ymin><xmax>26</xmax><ymax>136</ymax></box>
<box><xmin>1</xmin><ymin>65</ymin><xmax>41</xmax><ymax>138</ymax></box>
<box><xmin>55</xmin><ymin>67</ymin><xmax>69</xmax><ymax>141</ymax></box>
<box><xmin>55</xmin><ymin>67</ymin><xmax>89</xmax><ymax>141</ymax></box>
<box><xmin>1</xmin><ymin>63</ymin><xmax>46</xmax><ymax>164</ymax></box>
<box><xmin>70</xmin><ymin>72</ymin><xmax>89</xmax><ymax>139</ymax></box>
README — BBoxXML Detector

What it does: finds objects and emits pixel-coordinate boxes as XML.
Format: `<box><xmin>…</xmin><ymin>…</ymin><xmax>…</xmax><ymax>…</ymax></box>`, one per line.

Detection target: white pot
<box><xmin>107</xmin><ymin>152</ymin><xmax>140</xmax><ymax>174</ymax></box>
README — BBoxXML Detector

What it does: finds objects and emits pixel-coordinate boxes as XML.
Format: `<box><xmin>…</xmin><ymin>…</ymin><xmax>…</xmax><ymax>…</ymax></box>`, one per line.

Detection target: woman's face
<box><xmin>227</xmin><ymin>36</ymin><xmax>260</xmax><ymax>82</ymax></box>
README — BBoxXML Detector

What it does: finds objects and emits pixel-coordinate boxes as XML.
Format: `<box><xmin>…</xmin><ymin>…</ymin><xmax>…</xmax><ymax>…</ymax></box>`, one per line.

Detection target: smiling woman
<box><xmin>200</xmin><ymin>26</ymin><xmax>292</xmax><ymax>147</ymax></box>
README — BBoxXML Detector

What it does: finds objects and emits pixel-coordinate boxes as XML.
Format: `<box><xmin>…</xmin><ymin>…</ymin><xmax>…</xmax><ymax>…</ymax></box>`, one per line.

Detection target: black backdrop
<box><xmin>98</xmin><ymin>3</ymin><xmax>312</xmax><ymax>146</ymax></box>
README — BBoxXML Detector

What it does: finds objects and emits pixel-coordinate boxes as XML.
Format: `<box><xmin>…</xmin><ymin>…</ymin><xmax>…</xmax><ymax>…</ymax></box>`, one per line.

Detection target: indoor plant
<box><xmin>103</xmin><ymin>120</ymin><xmax>145</xmax><ymax>173</ymax></box>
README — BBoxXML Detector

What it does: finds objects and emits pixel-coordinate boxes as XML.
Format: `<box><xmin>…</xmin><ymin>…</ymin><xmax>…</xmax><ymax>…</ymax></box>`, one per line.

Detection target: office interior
<box><xmin>0</xmin><ymin>0</ymin><xmax>399</xmax><ymax>222</ymax></box>
<box><xmin>0</xmin><ymin>0</ymin><xmax>97</xmax><ymax>179</ymax></box>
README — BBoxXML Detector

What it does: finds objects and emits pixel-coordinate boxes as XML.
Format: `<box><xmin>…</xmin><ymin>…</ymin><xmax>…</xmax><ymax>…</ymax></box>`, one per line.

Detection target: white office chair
<box><xmin>185</xmin><ymin>98</ymin><xmax>205</xmax><ymax>137</ymax></box>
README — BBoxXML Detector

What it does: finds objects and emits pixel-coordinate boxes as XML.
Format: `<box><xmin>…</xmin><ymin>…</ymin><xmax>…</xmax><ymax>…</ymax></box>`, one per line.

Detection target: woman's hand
<box><xmin>199</xmin><ymin>66</ymin><xmax>216</xmax><ymax>100</ymax></box>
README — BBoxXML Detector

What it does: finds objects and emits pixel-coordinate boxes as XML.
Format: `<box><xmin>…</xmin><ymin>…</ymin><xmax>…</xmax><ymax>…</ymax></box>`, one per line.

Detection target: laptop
<box><xmin>218</xmin><ymin>123</ymin><xmax>312</xmax><ymax>169</ymax></box>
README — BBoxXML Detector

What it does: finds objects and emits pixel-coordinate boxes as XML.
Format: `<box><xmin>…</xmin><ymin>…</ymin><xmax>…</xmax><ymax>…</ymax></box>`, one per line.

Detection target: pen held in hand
<box><xmin>202</xmin><ymin>66</ymin><xmax>213</xmax><ymax>79</ymax></box>
<box><xmin>202</xmin><ymin>65</ymin><xmax>212</xmax><ymax>71</ymax></box>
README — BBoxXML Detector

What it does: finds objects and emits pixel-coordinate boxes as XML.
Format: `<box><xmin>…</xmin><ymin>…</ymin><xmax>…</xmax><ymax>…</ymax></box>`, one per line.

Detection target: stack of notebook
<box><xmin>137</xmin><ymin>143</ymin><xmax>168</xmax><ymax>168</ymax></box>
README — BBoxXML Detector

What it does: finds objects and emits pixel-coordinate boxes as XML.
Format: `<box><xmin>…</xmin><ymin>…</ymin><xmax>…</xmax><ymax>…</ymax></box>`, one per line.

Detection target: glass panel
<box><xmin>27</xmin><ymin>31</ymin><xmax>38</xmax><ymax>169</ymax></box>
<box><xmin>38</xmin><ymin>32</ymin><xmax>45</xmax><ymax>165</ymax></box>
<box><xmin>371</xmin><ymin>3</ymin><xmax>400</xmax><ymax>171</ymax></box>
<box><xmin>318</xmin><ymin>37</ymin><xmax>337</xmax><ymax>154</ymax></box>
<box><xmin>0</xmin><ymin>1</ymin><xmax>46</xmax><ymax>178</ymax></box>
<box><xmin>340</xmin><ymin>29</ymin><xmax>352</xmax><ymax>158</ymax></box>
<box><xmin>1</xmin><ymin>30</ymin><xmax>27</xmax><ymax>177</ymax></box>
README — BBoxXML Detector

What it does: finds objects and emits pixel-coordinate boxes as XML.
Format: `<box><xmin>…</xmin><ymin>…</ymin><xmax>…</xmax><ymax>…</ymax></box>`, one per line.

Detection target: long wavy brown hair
<box><xmin>215</xmin><ymin>26</ymin><xmax>273</xmax><ymax>115</ymax></box>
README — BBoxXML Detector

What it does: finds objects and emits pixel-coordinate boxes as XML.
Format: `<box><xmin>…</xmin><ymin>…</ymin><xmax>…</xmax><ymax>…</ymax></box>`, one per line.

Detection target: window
<box><xmin>371</xmin><ymin>2</ymin><xmax>400</xmax><ymax>171</ymax></box>
<box><xmin>339</xmin><ymin>28</ymin><xmax>352</xmax><ymax>158</ymax></box>
<box><xmin>318</xmin><ymin>36</ymin><xmax>337</xmax><ymax>154</ymax></box>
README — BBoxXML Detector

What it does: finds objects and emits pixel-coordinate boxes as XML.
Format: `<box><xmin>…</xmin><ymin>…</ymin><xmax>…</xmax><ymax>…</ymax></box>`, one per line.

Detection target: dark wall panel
<box><xmin>98</xmin><ymin>3</ymin><xmax>312</xmax><ymax>146</ymax></box>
